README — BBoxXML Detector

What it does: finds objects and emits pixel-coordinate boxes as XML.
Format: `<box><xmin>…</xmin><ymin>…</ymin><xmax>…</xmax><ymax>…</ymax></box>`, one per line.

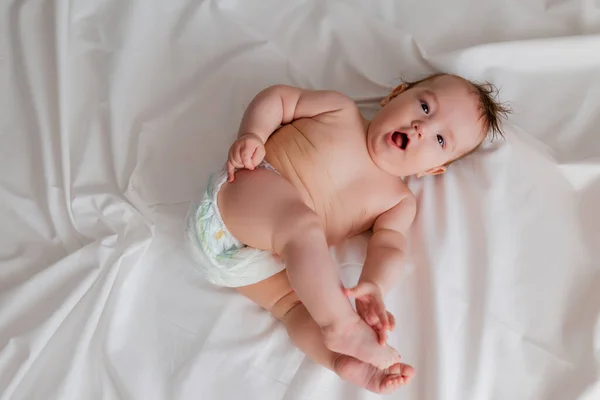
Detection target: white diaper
<box><xmin>184</xmin><ymin>162</ymin><xmax>285</xmax><ymax>287</ymax></box>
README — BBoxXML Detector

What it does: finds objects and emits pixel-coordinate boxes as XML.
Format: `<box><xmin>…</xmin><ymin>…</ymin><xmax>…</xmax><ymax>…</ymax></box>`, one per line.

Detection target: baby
<box><xmin>186</xmin><ymin>73</ymin><xmax>509</xmax><ymax>394</ymax></box>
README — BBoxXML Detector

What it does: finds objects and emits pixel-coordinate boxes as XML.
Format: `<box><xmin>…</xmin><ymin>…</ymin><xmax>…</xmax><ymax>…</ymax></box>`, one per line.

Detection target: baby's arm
<box><xmin>227</xmin><ymin>85</ymin><xmax>353</xmax><ymax>180</ymax></box>
<box><xmin>345</xmin><ymin>194</ymin><xmax>416</xmax><ymax>343</ymax></box>
<box><xmin>238</xmin><ymin>85</ymin><xmax>352</xmax><ymax>141</ymax></box>
<box><xmin>361</xmin><ymin>194</ymin><xmax>416</xmax><ymax>294</ymax></box>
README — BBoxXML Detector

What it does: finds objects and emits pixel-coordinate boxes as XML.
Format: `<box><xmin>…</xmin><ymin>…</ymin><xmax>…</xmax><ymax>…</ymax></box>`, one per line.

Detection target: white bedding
<box><xmin>1</xmin><ymin>1</ymin><xmax>599</xmax><ymax>399</ymax></box>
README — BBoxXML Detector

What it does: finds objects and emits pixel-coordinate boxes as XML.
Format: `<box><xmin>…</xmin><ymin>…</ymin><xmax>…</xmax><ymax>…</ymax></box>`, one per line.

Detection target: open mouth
<box><xmin>391</xmin><ymin>131</ymin><xmax>409</xmax><ymax>150</ymax></box>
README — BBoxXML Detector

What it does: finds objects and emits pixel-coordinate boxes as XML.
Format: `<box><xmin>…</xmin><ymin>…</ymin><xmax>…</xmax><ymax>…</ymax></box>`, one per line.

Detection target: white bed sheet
<box><xmin>1</xmin><ymin>1</ymin><xmax>599</xmax><ymax>399</ymax></box>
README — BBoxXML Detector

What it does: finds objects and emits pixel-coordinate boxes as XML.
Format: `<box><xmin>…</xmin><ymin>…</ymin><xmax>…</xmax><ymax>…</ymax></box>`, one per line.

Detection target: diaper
<box><xmin>184</xmin><ymin>161</ymin><xmax>285</xmax><ymax>287</ymax></box>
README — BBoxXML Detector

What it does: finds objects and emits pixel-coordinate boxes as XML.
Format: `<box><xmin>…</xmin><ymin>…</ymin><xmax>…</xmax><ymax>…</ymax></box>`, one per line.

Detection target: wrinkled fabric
<box><xmin>0</xmin><ymin>1</ymin><xmax>599</xmax><ymax>400</ymax></box>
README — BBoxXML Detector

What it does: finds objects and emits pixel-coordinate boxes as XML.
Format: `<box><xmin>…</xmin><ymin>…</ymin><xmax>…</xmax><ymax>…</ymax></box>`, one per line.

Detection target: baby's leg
<box><xmin>219</xmin><ymin>169</ymin><xmax>399</xmax><ymax>368</ymax></box>
<box><xmin>237</xmin><ymin>271</ymin><xmax>415</xmax><ymax>393</ymax></box>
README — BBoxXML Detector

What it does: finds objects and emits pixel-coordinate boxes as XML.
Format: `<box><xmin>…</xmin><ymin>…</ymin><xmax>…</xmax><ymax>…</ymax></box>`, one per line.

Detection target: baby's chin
<box><xmin>366</xmin><ymin>141</ymin><xmax>418</xmax><ymax>178</ymax></box>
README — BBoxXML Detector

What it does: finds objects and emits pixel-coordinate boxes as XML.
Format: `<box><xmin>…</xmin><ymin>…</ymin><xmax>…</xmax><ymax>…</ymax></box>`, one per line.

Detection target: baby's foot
<box><xmin>334</xmin><ymin>355</ymin><xmax>415</xmax><ymax>394</ymax></box>
<box><xmin>323</xmin><ymin>316</ymin><xmax>400</xmax><ymax>369</ymax></box>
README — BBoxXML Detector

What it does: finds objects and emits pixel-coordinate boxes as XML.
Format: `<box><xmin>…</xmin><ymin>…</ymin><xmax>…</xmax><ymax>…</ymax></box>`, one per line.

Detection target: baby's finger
<box><xmin>241</xmin><ymin>145</ymin><xmax>255</xmax><ymax>170</ymax></box>
<box><xmin>231</xmin><ymin>151</ymin><xmax>243</xmax><ymax>169</ymax></box>
<box><xmin>387</xmin><ymin>312</ymin><xmax>396</xmax><ymax>331</ymax></box>
<box><xmin>344</xmin><ymin>283</ymin><xmax>372</xmax><ymax>298</ymax></box>
<box><xmin>377</xmin><ymin>305</ymin><xmax>390</xmax><ymax>332</ymax></box>
<box><xmin>366</xmin><ymin>313</ymin><xmax>379</xmax><ymax>326</ymax></box>
<box><xmin>234</xmin><ymin>143</ymin><xmax>246</xmax><ymax>161</ymax></box>
<box><xmin>365</xmin><ymin>305</ymin><xmax>380</xmax><ymax>326</ymax></box>
<box><xmin>227</xmin><ymin>161</ymin><xmax>236</xmax><ymax>182</ymax></box>
<box><xmin>355</xmin><ymin>301</ymin><xmax>367</xmax><ymax>320</ymax></box>
<box><xmin>251</xmin><ymin>145</ymin><xmax>265</xmax><ymax>166</ymax></box>
<box><xmin>229</xmin><ymin>144</ymin><xmax>240</xmax><ymax>161</ymax></box>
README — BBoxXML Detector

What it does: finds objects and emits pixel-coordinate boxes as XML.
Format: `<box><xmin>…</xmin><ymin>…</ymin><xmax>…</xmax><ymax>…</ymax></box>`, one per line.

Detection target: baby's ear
<box><xmin>380</xmin><ymin>84</ymin><xmax>407</xmax><ymax>107</ymax></box>
<box><xmin>417</xmin><ymin>166</ymin><xmax>447</xmax><ymax>178</ymax></box>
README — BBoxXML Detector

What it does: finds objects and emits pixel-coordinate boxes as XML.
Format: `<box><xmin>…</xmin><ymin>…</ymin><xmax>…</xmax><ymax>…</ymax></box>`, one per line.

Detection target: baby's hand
<box><xmin>227</xmin><ymin>133</ymin><xmax>266</xmax><ymax>182</ymax></box>
<box><xmin>344</xmin><ymin>281</ymin><xmax>396</xmax><ymax>345</ymax></box>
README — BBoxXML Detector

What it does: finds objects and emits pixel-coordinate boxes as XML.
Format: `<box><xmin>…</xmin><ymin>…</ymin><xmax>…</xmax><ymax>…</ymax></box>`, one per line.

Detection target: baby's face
<box><xmin>367</xmin><ymin>75</ymin><xmax>485</xmax><ymax>177</ymax></box>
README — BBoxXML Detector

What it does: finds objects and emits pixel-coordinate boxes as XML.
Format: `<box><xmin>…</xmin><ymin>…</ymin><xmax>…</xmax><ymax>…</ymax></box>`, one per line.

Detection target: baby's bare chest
<box><xmin>265</xmin><ymin>119</ymin><xmax>406</xmax><ymax>243</ymax></box>
<box><xmin>322</xmin><ymin>173</ymin><xmax>405</xmax><ymax>241</ymax></box>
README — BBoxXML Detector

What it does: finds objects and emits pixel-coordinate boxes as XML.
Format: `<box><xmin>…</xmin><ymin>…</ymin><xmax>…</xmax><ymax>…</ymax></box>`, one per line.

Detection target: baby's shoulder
<box><xmin>374</xmin><ymin>175</ymin><xmax>414</xmax><ymax>209</ymax></box>
<box><xmin>370</xmin><ymin>182</ymin><xmax>416</xmax><ymax>231</ymax></box>
<box><xmin>307</xmin><ymin>93</ymin><xmax>361</xmax><ymax>124</ymax></box>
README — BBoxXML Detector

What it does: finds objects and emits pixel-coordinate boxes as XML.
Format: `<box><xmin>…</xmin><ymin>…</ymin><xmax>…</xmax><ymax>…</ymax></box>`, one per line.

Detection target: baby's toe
<box><xmin>383</xmin><ymin>376</ymin><xmax>400</xmax><ymax>389</ymax></box>
<box><xmin>402</xmin><ymin>365</ymin><xmax>416</xmax><ymax>378</ymax></box>
<box><xmin>388</xmin><ymin>363</ymin><xmax>402</xmax><ymax>375</ymax></box>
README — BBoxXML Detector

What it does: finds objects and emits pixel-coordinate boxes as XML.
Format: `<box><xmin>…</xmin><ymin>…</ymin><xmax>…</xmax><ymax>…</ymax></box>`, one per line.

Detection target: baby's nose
<box><xmin>411</xmin><ymin>123</ymin><xmax>423</xmax><ymax>139</ymax></box>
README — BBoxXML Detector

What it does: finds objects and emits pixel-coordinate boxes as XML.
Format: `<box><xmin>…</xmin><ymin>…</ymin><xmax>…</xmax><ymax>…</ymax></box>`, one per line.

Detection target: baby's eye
<box><xmin>420</xmin><ymin>101</ymin><xmax>429</xmax><ymax>114</ymax></box>
<box><xmin>437</xmin><ymin>134</ymin><xmax>445</xmax><ymax>148</ymax></box>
